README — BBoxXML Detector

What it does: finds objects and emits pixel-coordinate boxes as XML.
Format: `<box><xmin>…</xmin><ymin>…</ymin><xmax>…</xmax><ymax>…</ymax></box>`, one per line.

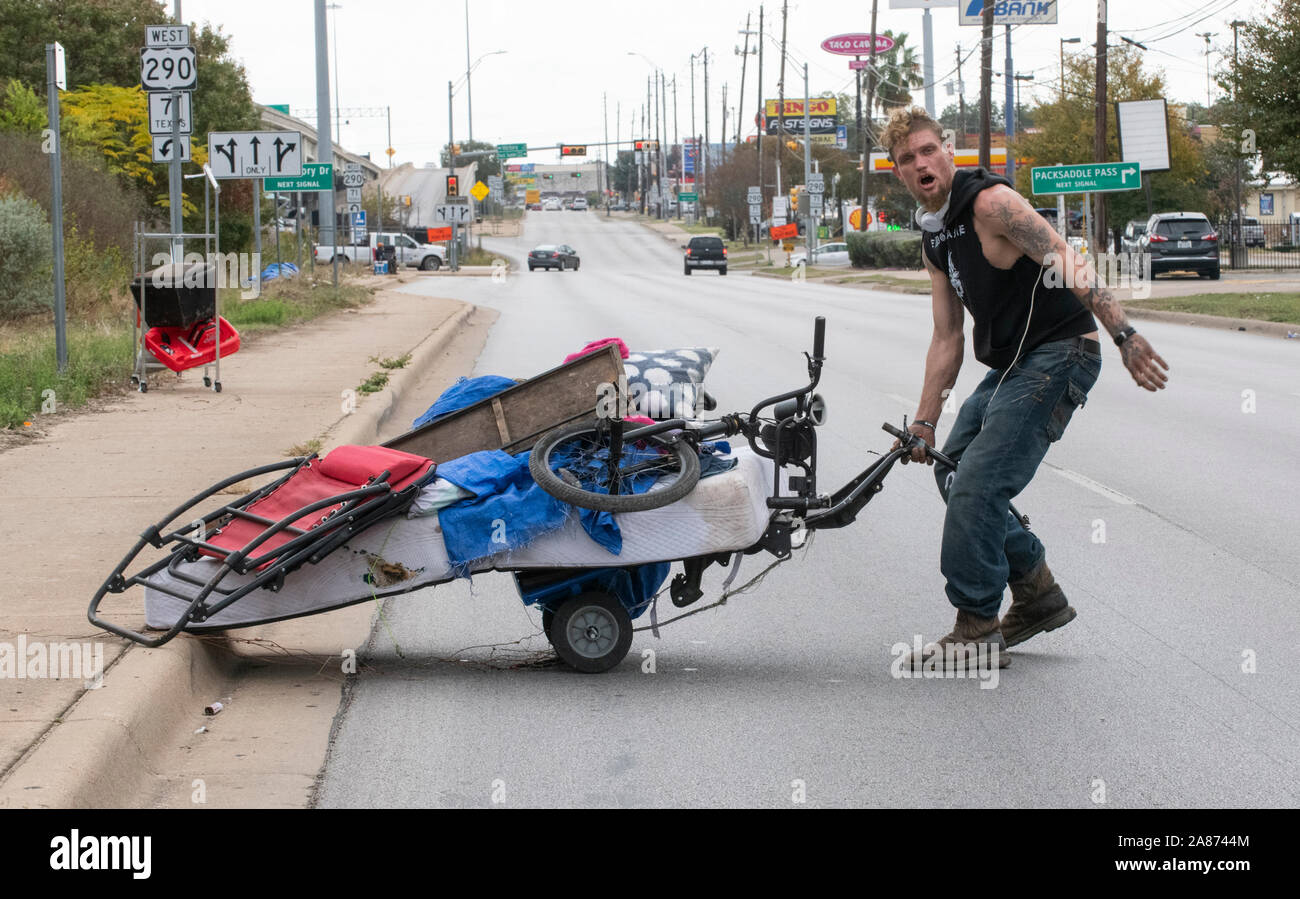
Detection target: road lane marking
<box><xmin>885</xmin><ymin>393</ymin><xmax>914</xmax><ymax>408</ymax></box>
<box><xmin>1045</xmin><ymin>464</ymin><xmax>1137</xmax><ymax>505</ymax></box>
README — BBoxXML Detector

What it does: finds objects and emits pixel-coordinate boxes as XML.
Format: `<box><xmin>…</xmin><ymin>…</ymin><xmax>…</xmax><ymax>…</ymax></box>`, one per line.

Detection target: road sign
<box><xmin>354</xmin><ymin>227</ymin><xmax>367</xmax><ymax>244</ymax></box>
<box><xmin>434</xmin><ymin>204</ymin><xmax>473</xmax><ymax>224</ymax></box>
<box><xmin>346</xmin><ymin>186</ymin><xmax>362</xmax><ymax>203</ymax></box>
<box><xmin>151</xmin><ymin>135</ymin><xmax>190</xmax><ymax>162</ymax></box>
<box><xmin>350</xmin><ymin>211</ymin><xmax>366</xmax><ymax>228</ymax></box>
<box><xmin>679</xmin><ymin>191</ymin><xmax>698</xmax><ymax>202</ymax></box>
<box><xmin>771</xmin><ymin>223</ymin><xmax>798</xmax><ymax>240</ymax></box>
<box><xmin>347</xmin><ymin>202</ymin><xmax>362</xmax><ymax>214</ymax></box>
<box><xmin>208</xmin><ymin>130</ymin><xmax>303</xmax><ymax>179</ymax></box>
<box><xmin>1030</xmin><ymin>162</ymin><xmax>1141</xmax><ymax>195</ymax></box>
<box><xmin>488</xmin><ymin>175</ymin><xmax>504</xmax><ymax>191</ymax></box>
<box><xmin>341</xmin><ymin>171</ymin><xmax>365</xmax><ymax>188</ymax></box>
<box><xmin>427</xmin><ymin>226</ymin><xmax>453</xmax><ymax>242</ymax></box>
<box><xmin>470</xmin><ymin>180</ymin><xmax>490</xmax><ymax>202</ymax></box>
<box><xmin>145</xmin><ymin>25</ymin><xmax>190</xmax><ymax>47</ymax></box>
<box><xmin>140</xmin><ymin>46</ymin><xmax>196</xmax><ymax>91</ymax></box>
<box><xmin>747</xmin><ymin>186</ymin><xmax>762</xmax><ymax>203</ymax></box>
<box><xmin>497</xmin><ymin>142</ymin><xmax>528</xmax><ymax>159</ymax></box>
<box><xmin>806</xmin><ymin>175</ymin><xmax>825</xmax><ymax>194</ymax></box>
<box><xmin>264</xmin><ymin>162</ymin><xmax>333</xmax><ymax>191</ymax></box>
<box><xmin>147</xmin><ymin>91</ymin><xmax>191</xmax><ymax>135</ymax></box>
<box><xmin>749</xmin><ymin>212</ymin><xmax>761</xmax><ymax>225</ymax></box>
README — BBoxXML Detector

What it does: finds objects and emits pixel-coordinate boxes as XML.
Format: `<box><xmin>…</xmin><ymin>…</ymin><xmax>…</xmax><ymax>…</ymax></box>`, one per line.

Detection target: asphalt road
<box><xmin>316</xmin><ymin>211</ymin><xmax>1300</xmax><ymax>808</ymax></box>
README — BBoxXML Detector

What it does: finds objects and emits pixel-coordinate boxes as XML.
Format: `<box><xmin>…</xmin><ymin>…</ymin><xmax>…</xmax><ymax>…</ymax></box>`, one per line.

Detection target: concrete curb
<box><xmin>1124</xmin><ymin>306</ymin><xmax>1300</xmax><ymax>339</ymax></box>
<box><xmin>0</xmin><ymin>298</ymin><xmax>476</xmax><ymax>808</ymax></box>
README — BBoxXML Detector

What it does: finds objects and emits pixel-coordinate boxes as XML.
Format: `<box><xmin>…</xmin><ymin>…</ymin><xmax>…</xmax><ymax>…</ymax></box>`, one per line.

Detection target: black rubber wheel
<box><xmin>421</xmin><ymin>256</ymin><xmax>440</xmax><ymax>271</ymax></box>
<box><xmin>529</xmin><ymin>420</ymin><xmax>700</xmax><ymax>513</ymax></box>
<box><xmin>203</xmin><ymin>376</ymin><xmax>211</xmax><ymax>387</ymax></box>
<box><xmin>549</xmin><ymin>592</ymin><xmax>633</xmax><ymax>673</ymax></box>
<box><xmin>574</xmin><ymin>261</ymin><xmax>580</xmax><ymax>271</ymax></box>
<box><xmin>214</xmin><ymin>381</ymin><xmax>222</xmax><ymax>393</ymax></box>
<box><xmin>542</xmin><ymin>607</ymin><xmax>555</xmax><ymax>638</ymax></box>
<box><xmin>1208</xmin><ymin>268</ymin><xmax>1221</xmax><ymax>280</ymax></box>
<box><xmin>139</xmin><ymin>381</ymin><xmax>148</xmax><ymax>393</ymax></box>
<box><xmin>529</xmin><ymin>265</ymin><xmax>536</xmax><ymax>271</ymax></box>
<box><xmin>684</xmin><ymin>265</ymin><xmax>692</xmax><ymax>275</ymax></box>
<box><xmin>719</xmin><ymin>267</ymin><xmax>728</xmax><ymax>276</ymax></box>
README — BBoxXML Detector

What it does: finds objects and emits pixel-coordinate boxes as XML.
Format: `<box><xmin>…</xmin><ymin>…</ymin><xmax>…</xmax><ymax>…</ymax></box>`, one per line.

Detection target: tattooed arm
<box><xmin>894</xmin><ymin>251</ymin><xmax>965</xmax><ymax>464</ymax></box>
<box><xmin>975</xmin><ymin>185</ymin><xmax>1169</xmax><ymax>392</ymax></box>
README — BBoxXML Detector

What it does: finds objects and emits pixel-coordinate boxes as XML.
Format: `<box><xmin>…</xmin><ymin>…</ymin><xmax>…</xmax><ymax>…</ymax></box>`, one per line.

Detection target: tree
<box><xmin>0</xmin><ymin>0</ymin><xmax>168</xmax><ymax>89</ymax></box>
<box><xmin>1230</xmin><ymin>0</ymin><xmax>1300</xmax><ymax>180</ymax></box>
<box><xmin>871</xmin><ymin>31</ymin><xmax>924</xmax><ymax>113</ymax></box>
<box><xmin>440</xmin><ymin>138</ymin><xmax>502</xmax><ymax>179</ymax></box>
<box><xmin>1010</xmin><ymin>46</ymin><xmax>1209</xmax><ymax>223</ymax></box>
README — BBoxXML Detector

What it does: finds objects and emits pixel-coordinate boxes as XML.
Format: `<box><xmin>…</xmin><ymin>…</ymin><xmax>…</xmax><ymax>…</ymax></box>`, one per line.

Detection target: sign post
<box><xmin>47</xmin><ymin>42</ymin><xmax>68</xmax><ymax>373</ymax></box>
<box><xmin>141</xmin><ymin>28</ymin><xmax>195</xmax><ymax>264</ymax></box>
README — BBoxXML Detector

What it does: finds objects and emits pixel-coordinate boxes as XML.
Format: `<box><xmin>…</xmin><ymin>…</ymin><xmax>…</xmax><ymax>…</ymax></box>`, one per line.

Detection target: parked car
<box><xmin>1139</xmin><ymin>212</ymin><xmax>1220</xmax><ymax>279</ymax></box>
<box><xmin>791</xmin><ymin>241</ymin><xmax>850</xmax><ymax>268</ymax></box>
<box><xmin>528</xmin><ymin>244</ymin><xmax>580</xmax><ymax>271</ymax></box>
<box><xmin>1230</xmin><ymin>214</ymin><xmax>1265</xmax><ymax>247</ymax></box>
<box><xmin>543</xmin><ymin>198</ymin><xmax>563</xmax><ymax>211</ymax></box>
<box><xmin>683</xmin><ymin>235</ymin><xmax>727</xmax><ymax>275</ymax></box>
<box><xmin>1121</xmin><ymin>219</ymin><xmax>1148</xmax><ymax>255</ymax></box>
<box><xmin>571</xmin><ymin>197</ymin><xmax>588</xmax><ymax>211</ymax></box>
<box><xmin>610</xmin><ymin>201</ymin><xmax>627</xmax><ymax>212</ymax></box>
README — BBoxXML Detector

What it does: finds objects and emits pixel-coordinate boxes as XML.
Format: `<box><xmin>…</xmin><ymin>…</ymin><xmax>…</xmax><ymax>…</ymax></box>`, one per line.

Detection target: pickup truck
<box><xmin>314</xmin><ymin>232</ymin><xmax>446</xmax><ymax>270</ymax></box>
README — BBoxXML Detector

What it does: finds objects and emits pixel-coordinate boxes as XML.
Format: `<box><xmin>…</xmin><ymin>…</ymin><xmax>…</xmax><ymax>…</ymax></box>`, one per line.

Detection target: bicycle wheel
<box><xmin>529</xmin><ymin>420</ymin><xmax>701</xmax><ymax>513</ymax></box>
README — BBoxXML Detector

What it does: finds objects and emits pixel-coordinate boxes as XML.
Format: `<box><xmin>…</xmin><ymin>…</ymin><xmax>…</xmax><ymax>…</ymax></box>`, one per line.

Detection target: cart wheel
<box><xmin>139</xmin><ymin>381</ymin><xmax>148</xmax><ymax>393</ymax></box>
<box><xmin>541</xmin><ymin>607</ymin><xmax>555</xmax><ymax>639</ymax></box>
<box><xmin>129</xmin><ymin>375</ymin><xmax>139</xmax><ymax>387</ymax></box>
<box><xmin>549</xmin><ymin>592</ymin><xmax>633</xmax><ymax>673</ymax></box>
<box><xmin>214</xmin><ymin>382</ymin><xmax>222</xmax><ymax>393</ymax></box>
<box><xmin>203</xmin><ymin>376</ymin><xmax>211</xmax><ymax>387</ymax></box>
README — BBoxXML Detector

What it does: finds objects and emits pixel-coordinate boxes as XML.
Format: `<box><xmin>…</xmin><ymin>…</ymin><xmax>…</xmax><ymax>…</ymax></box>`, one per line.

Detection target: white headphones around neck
<box><xmin>915</xmin><ymin>195</ymin><xmax>951</xmax><ymax>232</ymax></box>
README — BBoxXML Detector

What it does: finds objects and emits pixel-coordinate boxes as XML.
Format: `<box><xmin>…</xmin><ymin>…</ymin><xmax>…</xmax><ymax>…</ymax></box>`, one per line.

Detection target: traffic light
<box><xmin>634</xmin><ymin>140</ymin><xmax>644</xmax><ymax>151</ymax></box>
<box><xmin>561</xmin><ymin>145</ymin><xmax>587</xmax><ymax>156</ymax></box>
<box><xmin>446</xmin><ymin>174</ymin><xmax>459</xmax><ymax>197</ymax></box>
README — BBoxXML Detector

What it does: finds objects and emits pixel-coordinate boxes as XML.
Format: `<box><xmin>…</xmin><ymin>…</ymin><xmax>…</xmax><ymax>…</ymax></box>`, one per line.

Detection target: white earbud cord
<box><xmin>980</xmin><ymin>259</ymin><xmax>1048</xmax><ymax>430</ymax></box>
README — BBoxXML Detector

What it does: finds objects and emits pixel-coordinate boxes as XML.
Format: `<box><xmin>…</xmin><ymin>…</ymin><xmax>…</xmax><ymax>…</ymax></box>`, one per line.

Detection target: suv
<box><xmin>571</xmin><ymin>197</ymin><xmax>588</xmax><ymax>211</ymax></box>
<box><xmin>1121</xmin><ymin>219</ymin><xmax>1148</xmax><ymax>254</ymax></box>
<box><xmin>1140</xmin><ymin>212</ymin><xmax>1220</xmax><ymax>279</ymax></box>
<box><xmin>683</xmin><ymin>235</ymin><xmax>727</xmax><ymax>275</ymax></box>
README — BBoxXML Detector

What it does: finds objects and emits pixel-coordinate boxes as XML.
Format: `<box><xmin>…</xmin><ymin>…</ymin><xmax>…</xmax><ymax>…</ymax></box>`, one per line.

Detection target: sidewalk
<box><xmin>0</xmin><ymin>278</ymin><xmax>476</xmax><ymax>806</ymax></box>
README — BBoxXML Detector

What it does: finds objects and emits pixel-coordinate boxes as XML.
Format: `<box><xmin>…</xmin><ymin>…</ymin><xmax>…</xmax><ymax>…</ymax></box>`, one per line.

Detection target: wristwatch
<box><xmin>1114</xmin><ymin>325</ymin><xmax>1137</xmax><ymax>347</ymax></box>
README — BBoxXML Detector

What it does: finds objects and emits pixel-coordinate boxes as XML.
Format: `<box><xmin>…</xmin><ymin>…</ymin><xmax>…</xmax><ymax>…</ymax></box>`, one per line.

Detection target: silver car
<box><xmin>791</xmin><ymin>241</ymin><xmax>851</xmax><ymax>268</ymax></box>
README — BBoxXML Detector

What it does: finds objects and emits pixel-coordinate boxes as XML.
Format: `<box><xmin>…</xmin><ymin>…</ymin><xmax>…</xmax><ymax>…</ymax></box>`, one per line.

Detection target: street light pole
<box><xmin>464</xmin><ymin>0</ymin><xmax>473</xmax><ymax>142</ymax></box>
<box><xmin>1059</xmin><ymin>36</ymin><xmax>1080</xmax><ymax>98</ymax></box>
<box><xmin>328</xmin><ymin>3</ymin><xmax>342</xmax><ymax>145</ymax></box>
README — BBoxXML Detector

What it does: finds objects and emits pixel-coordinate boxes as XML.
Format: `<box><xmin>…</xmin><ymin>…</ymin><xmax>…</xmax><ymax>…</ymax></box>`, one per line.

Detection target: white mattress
<box><xmin>143</xmin><ymin>446</ymin><xmax>779</xmax><ymax>631</ymax></box>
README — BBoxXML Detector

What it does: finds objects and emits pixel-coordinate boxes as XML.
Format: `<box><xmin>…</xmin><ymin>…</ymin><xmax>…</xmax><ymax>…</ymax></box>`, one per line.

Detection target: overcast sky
<box><xmin>180</xmin><ymin>0</ymin><xmax>1268</xmax><ymax>168</ymax></box>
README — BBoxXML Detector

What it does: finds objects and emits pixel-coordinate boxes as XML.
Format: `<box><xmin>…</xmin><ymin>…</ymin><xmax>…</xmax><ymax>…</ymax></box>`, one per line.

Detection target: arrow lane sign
<box><xmin>207</xmin><ymin>131</ymin><xmax>304</xmax><ymax>179</ymax></box>
<box><xmin>152</xmin><ymin>135</ymin><xmax>191</xmax><ymax>162</ymax></box>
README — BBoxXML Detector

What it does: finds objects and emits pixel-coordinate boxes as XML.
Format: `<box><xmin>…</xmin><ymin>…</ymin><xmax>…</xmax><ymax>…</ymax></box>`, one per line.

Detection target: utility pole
<box><xmin>315</xmin><ymin>0</ymin><xmax>338</xmax><ymax>287</ymax></box>
<box><xmin>861</xmin><ymin>0</ymin><xmax>878</xmax><ymax>229</ymax></box>
<box><xmin>1231</xmin><ymin>18</ymin><xmax>1246</xmax><ymax>267</ymax></box>
<box><xmin>803</xmin><ymin>62</ymin><xmax>812</xmax><ymax>258</ymax></box>
<box><xmin>703</xmin><ymin>47</ymin><xmax>710</xmax><ymax>205</ymax></box>
<box><xmin>1004</xmin><ymin>25</ymin><xmax>1015</xmax><ymax>187</ymax></box>
<box><xmin>604</xmin><ymin>92</ymin><xmax>611</xmax><ymax>215</ymax></box>
<box><xmin>778</xmin><ymin>0</ymin><xmax>788</xmax><ymax>199</ymax></box>
<box><xmin>168</xmin><ymin>1</ymin><xmax>183</xmax><ymax>266</ymax></box>
<box><xmin>979</xmin><ymin>0</ymin><xmax>993</xmax><ymax>170</ymax></box>
<box><xmin>957</xmin><ymin>44</ymin><xmax>966</xmax><ymax>146</ymax></box>
<box><xmin>922</xmin><ymin>4</ymin><xmax>936</xmax><ymax>116</ymax></box>
<box><xmin>464</xmin><ymin>0</ymin><xmax>473</xmax><ymax>142</ymax></box>
<box><xmin>1094</xmin><ymin>0</ymin><xmax>1108</xmax><ymax>256</ymax></box>
<box><xmin>757</xmin><ymin>4</ymin><xmax>764</xmax><ymax>224</ymax></box>
<box><xmin>654</xmin><ymin>71</ymin><xmax>661</xmax><ymax>218</ymax></box>
<box><xmin>1196</xmin><ymin>32</ymin><xmax>1216</xmax><ymax>110</ymax></box>
<box><xmin>737</xmin><ymin>13</ymin><xmax>753</xmax><ymax>147</ymax></box>
<box><xmin>662</xmin><ymin>69</ymin><xmax>669</xmax><ymax>218</ymax></box>
<box><xmin>721</xmin><ymin>82</ymin><xmax>728</xmax><ymax>168</ymax></box>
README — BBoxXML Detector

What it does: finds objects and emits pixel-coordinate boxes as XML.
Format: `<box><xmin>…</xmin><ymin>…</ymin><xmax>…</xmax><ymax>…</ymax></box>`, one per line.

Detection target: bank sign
<box><xmin>959</xmin><ymin>0</ymin><xmax>1057</xmax><ymax>25</ymax></box>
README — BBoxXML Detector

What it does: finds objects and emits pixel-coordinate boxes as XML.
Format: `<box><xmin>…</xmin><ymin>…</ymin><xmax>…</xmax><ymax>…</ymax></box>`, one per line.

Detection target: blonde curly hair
<box><xmin>881</xmin><ymin>106</ymin><xmax>944</xmax><ymax>162</ymax></box>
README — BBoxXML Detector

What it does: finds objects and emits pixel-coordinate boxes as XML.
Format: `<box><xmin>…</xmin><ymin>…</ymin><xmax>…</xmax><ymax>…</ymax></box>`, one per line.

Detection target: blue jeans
<box><xmin>932</xmin><ymin>337</ymin><xmax>1102</xmax><ymax>619</ymax></box>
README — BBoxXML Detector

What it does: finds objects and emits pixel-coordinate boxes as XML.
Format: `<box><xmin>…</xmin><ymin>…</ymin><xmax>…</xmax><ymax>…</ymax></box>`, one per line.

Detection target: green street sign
<box><xmin>497</xmin><ymin>142</ymin><xmax>528</xmax><ymax>159</ymax></box>
<box><xmin>1031</xmin><ymin>161</ymin><xmax>1142</xmax><ymax>195</ymax></box>
<box><xmin>679</xmin><ymin>191</ymin><xmax>698</xmax><ymax>202</ymax></box>
<box><xmin>265</xmin><ymin>162</ymin><xmax>333</xmax><ymax>191</ymax></box>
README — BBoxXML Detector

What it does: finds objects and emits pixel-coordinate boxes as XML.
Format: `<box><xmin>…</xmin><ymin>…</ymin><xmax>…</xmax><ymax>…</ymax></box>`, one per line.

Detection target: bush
<box><xmin>846</xmin><ymin>229</ymin><xmax>924</xmax><ymax>270</ymax></box>
<box><xmin>0</xmin><ymin>191</ymin><xmax>52</xmax><ymax>319</ymax></box>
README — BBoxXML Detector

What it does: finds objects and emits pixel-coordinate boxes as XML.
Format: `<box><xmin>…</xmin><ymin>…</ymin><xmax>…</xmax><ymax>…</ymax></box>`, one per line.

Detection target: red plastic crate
<box><xmin>144</xmin><ymin>317</ymin><xmax>240</xmax><ymax>373</ymax></box>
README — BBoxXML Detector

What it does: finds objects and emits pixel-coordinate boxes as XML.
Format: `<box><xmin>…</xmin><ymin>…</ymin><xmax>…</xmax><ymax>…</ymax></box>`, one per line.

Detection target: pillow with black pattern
<box><xmin>623</xmin><ymin>347</ymin><xmax>718</xmax><ymax>420</ymax></box>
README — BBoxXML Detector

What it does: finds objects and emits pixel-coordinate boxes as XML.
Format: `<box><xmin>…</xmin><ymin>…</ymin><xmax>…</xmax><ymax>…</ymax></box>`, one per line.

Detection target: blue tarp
<box><xmin>412</xmin><ymin>375</ymin><xmax>517</xmax><ymax>429</ymax></box>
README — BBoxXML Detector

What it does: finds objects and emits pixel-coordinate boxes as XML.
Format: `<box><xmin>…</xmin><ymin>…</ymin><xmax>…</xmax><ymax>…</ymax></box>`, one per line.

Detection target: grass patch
<box><xmin>357</xmin><ymin>371</ymin><xmax>389</xmax><ymax>394</ymax></box>
<box><xmin>370</xmin><ymin>352</ymin><xmax>411</xmax><ymax>370</ymax></box>
<box><xmin>460</xmin><ymin>247</ymin><xmax>506</xmax><ymax>267</ymax></box>
<box><xmin>284</xmin><ymin>437</ymin><xmax>324</xmax><ymax>457</ymax></box>
<box><xmin>1127</xmin><ymin>292</ymin><xmax>1300</xmax><ymax>324</ymax></box>
<box><xmin>0</xmin><ymin>322</ymin><xmax>133</xmax><ymax>429</ymax></box>
<box><xmin>222</xmin><ymin>277</ymin><xmax>374</xmax><ymax>334</ymax></box>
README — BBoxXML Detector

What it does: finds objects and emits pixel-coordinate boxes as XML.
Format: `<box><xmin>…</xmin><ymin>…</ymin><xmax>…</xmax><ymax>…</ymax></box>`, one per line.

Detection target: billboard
<box><xmin>1116</xmin><ymin>98</ymin><xmax>1171</xmax><ymax>173</ymax></box>
<box><xmin>766</xmin><ymin>98</ymin><xmax>838</xmax><ymax>117</ymax></box>
<box><xmin>820</xmin><ymin>34</ymin><xmax>895</xmax><ymax>55</ymax></box>
<box><xmin>959</xmin><ymin>0</ymin><xmax>1057</xmax><ymax>25</ymax></box>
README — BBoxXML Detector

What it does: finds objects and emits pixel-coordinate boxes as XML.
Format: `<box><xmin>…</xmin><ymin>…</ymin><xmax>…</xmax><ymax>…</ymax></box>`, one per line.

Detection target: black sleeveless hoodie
<box><xmin>920</xmin><ymin>168</ymin><xmax>1095</xmax><ymax>370</ymax></box>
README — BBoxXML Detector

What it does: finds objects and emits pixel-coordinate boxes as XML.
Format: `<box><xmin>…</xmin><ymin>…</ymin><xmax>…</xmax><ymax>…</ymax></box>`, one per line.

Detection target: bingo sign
<box><xmin>820</xmin><ymin>33</ymin><xmax>895</xmax><ymax>56</ymax></box>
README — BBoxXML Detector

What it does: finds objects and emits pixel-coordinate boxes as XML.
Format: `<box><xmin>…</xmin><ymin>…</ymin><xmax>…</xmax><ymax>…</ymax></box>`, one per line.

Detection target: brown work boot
<box><xmin>1002</xmin><ymin>561</ymin><xmax>1076</xmax><ymax>648</ymax></box>
<box><xmin>902</xmin><ymin>609</ymin><xmax>1010</xmax><ymax>671</ymax></box>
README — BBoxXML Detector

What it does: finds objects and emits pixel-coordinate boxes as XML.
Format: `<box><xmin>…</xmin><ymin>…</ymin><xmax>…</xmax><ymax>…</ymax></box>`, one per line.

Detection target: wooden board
<box><xmin>383</xmin><ymin>344</ymin><xmax>623</xmax><ymax>461</ymax></box>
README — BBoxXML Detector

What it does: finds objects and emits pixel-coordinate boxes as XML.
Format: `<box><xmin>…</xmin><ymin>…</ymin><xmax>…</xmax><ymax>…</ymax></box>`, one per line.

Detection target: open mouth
<box><xmin>918</xmin><ymin>174</ymin><xmax>937</xmax><ymax>190</ymax></box>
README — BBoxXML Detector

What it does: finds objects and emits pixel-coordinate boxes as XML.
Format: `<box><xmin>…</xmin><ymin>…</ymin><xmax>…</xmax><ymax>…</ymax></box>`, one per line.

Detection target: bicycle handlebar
<box><xmin>881</xmin><ymin>421</ymin><xmax>957</xmax><ymax>469</ymax></box>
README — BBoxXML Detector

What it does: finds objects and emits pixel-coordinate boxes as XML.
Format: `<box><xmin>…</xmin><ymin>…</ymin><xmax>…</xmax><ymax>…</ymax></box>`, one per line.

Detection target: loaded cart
<box><xmin>129</xmin><ymin>259</ymin><xmax>240</xmax><ymax>393</ymax></box>
<box><xmin>89</xmin><ymin>319</ymin><xmax>1021</xmax><ymax>672</ymax></box>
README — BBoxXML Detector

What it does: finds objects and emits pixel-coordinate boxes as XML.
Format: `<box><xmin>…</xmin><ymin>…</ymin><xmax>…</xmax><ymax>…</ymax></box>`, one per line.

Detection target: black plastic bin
<box><xmin>130</xmin><ymin>263</ymin><xmax>217</xmax><ymax>328</ymax></box>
